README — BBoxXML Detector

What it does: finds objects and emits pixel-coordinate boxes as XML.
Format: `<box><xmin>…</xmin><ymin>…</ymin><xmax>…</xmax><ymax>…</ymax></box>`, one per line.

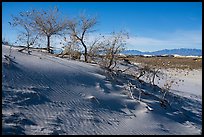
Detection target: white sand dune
<box><xmin>2</xmin><ymin>45</ymin><xmax>202</xmax><ymax>135</ymax></box>
<box><xmin>150</xmin><ymin>68</ymin><xmax>202</xmax><ymax>102</ymax></box>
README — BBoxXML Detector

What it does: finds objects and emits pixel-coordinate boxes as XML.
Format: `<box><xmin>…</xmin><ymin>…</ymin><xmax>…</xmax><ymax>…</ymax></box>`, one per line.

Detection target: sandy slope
<box><xmin>150</xmin><ymin>68</ymin><xmax>202</xmax><ymax>103</ymax></box>
<box><xmin>2</xmin><ymin>45</ymin><xmax>202</xmax><ymax>135</ymax></box>
<box><xmin>166</xmin><ymin>69</ymin><xmax>202</xmax><ymax>96</ymax></box>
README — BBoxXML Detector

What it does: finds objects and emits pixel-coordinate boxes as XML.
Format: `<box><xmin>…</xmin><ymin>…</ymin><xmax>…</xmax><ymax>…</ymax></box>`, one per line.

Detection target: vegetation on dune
<box><xmin>5</xmin><ymin>6</ymin><xmax>201</xmax><ymax>109</ymax></box>
<box><xmin>124</xmin><ymin>56</ymin><xmax>202</xmax><ymax>70</ymax></box>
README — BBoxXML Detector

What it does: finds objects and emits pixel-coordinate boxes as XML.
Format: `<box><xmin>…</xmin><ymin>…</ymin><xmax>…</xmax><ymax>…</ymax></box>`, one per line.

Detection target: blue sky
<box><xmin>2</xmin><ymin>2</ymin><xmax>202</xmax><ymax>51</ymax></box>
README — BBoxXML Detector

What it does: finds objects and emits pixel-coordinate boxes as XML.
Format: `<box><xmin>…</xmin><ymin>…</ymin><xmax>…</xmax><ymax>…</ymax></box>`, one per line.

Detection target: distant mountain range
<box><xmin>122</xmin><ymin>48</ymin><xmax>202</xmax><ymax>56</ymax></box>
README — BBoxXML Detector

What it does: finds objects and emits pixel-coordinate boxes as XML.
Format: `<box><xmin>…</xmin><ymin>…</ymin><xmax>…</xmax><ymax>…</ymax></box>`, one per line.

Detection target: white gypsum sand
<box><xmin>152</xmin><ymin>68</ymin><xmax>202</xmax><ymax>100</ymax></box>
<box><xmin>2</xmin><ymin>45</ymin><xmax>202</xmax><ymax>135</ymax></box>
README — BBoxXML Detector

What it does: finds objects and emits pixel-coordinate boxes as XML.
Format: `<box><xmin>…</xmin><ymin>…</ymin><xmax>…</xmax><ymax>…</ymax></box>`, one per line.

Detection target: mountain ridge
<box><xmin>122</xmin><ymin>48</ymin><xmax>202</xmax><ymax>56</ymax></box>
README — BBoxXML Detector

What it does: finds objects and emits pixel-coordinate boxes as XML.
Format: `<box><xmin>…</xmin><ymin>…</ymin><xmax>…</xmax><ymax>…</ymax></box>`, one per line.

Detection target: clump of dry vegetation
<box><xmin>124</xmin><ymin>56</ymin><xmax>202</xmax><ymax>70</ymax></box>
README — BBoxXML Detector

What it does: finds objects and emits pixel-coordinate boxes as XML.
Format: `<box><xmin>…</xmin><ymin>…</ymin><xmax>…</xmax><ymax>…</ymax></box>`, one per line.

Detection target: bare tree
<box><xmin>159</xmin><ymin>79</ymin><xmax>175</xmax><ymax>108</ymax></box>
<box><xmin>132</xmin><ymin>64</ymin><xmax>164</xmax><ymax>87</ymax></box>
<box><xmin>102</xmin><ymin>31</ymin><xmax>129</xmax><ymax>70</ymax></box>
<box><xmin>16</xmin><ymin>31</ymin><xmax>39</xmax><ymax>53</ymax></box>
<box><xmin>150</xmin><ymin>67</ymin><xmax>162</xmax><ymax>85</ymax></box>
<box><xmin>19</xmin><ymin>7</ymin><xmax>69</xmax><ymax>53</ymax></box>
<box><xmin>136</xmin><ymin>65</ymin><xmax>150</xmax><ymax>80</ymax></box>
<box><xmin>67</xmin><ymin>13</ymin><xmax>97</xmax><ymax>62</ymax></box>
<box><xmin>11</xmin><ymin>12</ymin><xmax>39</xmax><ymax>53</ymax></box>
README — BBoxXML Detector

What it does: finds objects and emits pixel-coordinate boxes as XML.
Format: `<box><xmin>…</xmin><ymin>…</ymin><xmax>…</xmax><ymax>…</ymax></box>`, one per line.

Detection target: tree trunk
<box><xmin>81</xmin><ymin>40</ymin><xmax>88</xmax><ymax>62</ymax></box>
<box><xmin>152</xmin><ymin>69</ymin><xmax>159</xmax><ymax>85</ymax></box>
<box><xmin>137</xmin><ymin>71</ymin><xmax>145</xmax><ymax>79</ymax></box>
<box><xmin>27</xmin><ymin>38</ymin><xmax>30</xmax><ymax>50</ymax></box>
<box><xmin>107</xmin><ymin>54</ymin><xmax>114</xmax><ymax>69</ymax></box>
<box><xmin>27</xmin><ymin>44</ymin><xmax>29</xmax><ymax>50</ymax></box>
<box><xmin>152</xmin><ymin>73</ymin><xmax>156</xmax><ymax>85</ymax></box>
<box><xmin>111</xmin><ymin>60</ymin><xmax>117</xmax><ymax>70</ymax></box>
<box><xmin>84</xmin><ymin>46</ymin><xmax>87</xmax><ymax>62</ymax></box>
<box><xmin>47</xmin><ymin>35</ymin><xmax>51</xmax><ymax>53</ymax></box>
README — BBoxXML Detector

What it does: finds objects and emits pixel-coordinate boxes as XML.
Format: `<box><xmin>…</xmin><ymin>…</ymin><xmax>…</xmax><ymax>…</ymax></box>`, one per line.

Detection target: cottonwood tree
<box><xmin>133</xmin><ymin>64</ymin><xmax>164</xmax><ymax>86</ymax></box>
<box><xmin>67</xmin><ymin>13</ymin><xmax>97</xmax><ymax>62</ymax></box>
<box><xmin>102</xmin><ymin>31</ymin><xmax>129</xmax><ymax>70</ymax></box>
<box><xmin>135</xmin><ymin>65</ymin><xmax>150</xmax><ymax>80</ymax></box>
<box><xmin>159</xmin><ymin>79</ymin><xmax>176</xmax><ymax>108</ymax></box>
<box><xmin>18</xmin><ymin>7</ymin><xmax>69</xmax><ymax>53</ymax></box>
<box><xmin>150</xmin><ymin>67</ymin><xmax>162</xmax><ymax>85</ymax></box>
<box><xmin>11</xmin><ymin>12</ymin><xmax>39</xmax><ymax>53</ymax></box>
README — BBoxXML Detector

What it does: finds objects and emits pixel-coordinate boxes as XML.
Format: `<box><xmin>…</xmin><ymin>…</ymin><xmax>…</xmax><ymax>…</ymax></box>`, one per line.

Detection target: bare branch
<box><xmin>67</xmin><ymin>13</ymin><xmax>98</xmax><ymax>62</ymax></box>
